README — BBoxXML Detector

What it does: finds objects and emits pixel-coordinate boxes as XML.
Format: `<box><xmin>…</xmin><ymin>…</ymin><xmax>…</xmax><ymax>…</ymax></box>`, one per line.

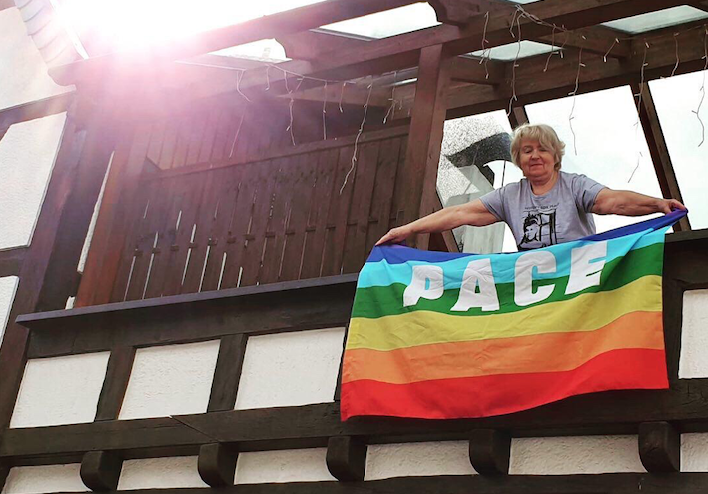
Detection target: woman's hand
<box><xmin>656</xmin><ymin>198</ymin><xmax>686</xmax><ymax>214</ymax></box>
<box><xmin>376</xmin><ymin>226</ymin><xmax>412</xmax><ymax>246</ymax></box>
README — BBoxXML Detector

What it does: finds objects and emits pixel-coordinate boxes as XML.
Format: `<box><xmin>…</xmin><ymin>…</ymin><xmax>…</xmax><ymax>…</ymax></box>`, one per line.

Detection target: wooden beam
<box><xmin>207</xmin><ymin>334</ymin><xmax>248</xmax><ymax>412</ymax></box>
<box><xmin>451</xmin><ymin>56</ymin><xmax>505</xmax><ymax>85</ymax></box>
<box><xmin>534</xmin><ymin>26</ymin><xmax>631</xmax><ymax>59</ymax></box>
<box><xmin>468</xmin><ymin>429</ymin><xmax>511</xmax><ymax>475</ymax></box>
<box><xmin>277</xmin><ymin>29</ymin><xmax>372</xmax><ymax>61</ymax></box>
<box><xmin>198</xmin><ymin>443</ymin><xmax>238</xmax><ymax>487</ymax></box>
<box><xmin>429</xmin><ymin>0</ymin><xmax>501</xmax><ymax>26</ymax></box>
<box><xmin>326</xmin><ymin>436</ymin><xmax>367</xmax><ymax>481</ymax></box>
<box><xmin>80</xmin><ymin>450</ymin><xmax>122</xmax><ymax>491</ymax></box>
<box><xmin>402</xmin><ymin>44</ymin><xmax>452</xmax><ymax>249</ymax></box>
<box><xmin>631</xmin><ymin>81</ymin><xmax>691</xmax><ymax>231</ymax></box>
<box><xmin>508</xmin><ymin>106</ymin><xmax>529</xmax><ymax>129</ymax></box>
<box><xmin>0</xmin><ymin>247</ymin><xmax>27</xmax><ymax>278</ymax></box>
<box><xmin>394</xmin><ymin>24</ymin><xmax>708</xmax><ymax>121</ymax></box>
<box><xmin>94</xmin><ymin>346</ymin><xmax>136</xmax><ymax>421</ymax></box>
<box><xmin>638</xmin><ymin>422</ymin><xmax>681</xmax><ymax>473</ymax></box>
<box><xmin>0</xmin><ymin>0</ymin><xmax>15</xmax><ymax>11</ymax></box>
<box><xmin>0</xmin><ymin>92</ymin><xmax>74</xmax><ymax>129</ymax></box>
<box><xmin>49</xmin><ymin>0</ymin><xmax>422</xmax><ymax>86</ymax></box>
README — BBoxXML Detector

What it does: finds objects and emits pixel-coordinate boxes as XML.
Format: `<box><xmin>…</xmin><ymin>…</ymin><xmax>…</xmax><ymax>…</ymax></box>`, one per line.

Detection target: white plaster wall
<box><xmin>0</xmin><ymin>276</ymin><xmax>19</xmax><ymax>346</ymax></box>
<box><xmin>119</xmin><ymin>340</ymin><xmax>220</xmax><ymax>420</ymax></box>
<box><xmin>365</xmin><ymin>441</ymin><xmax>476</xmax><ymax>481</ymax></box>
<box><xmin>509</xmin><ymin>436</ymin><xmax>645</xmax><ymax>475</ymax></box>
<box><xmin>0</xmin><ymin>8</ymin><xmax>72</xmax><ymax>110</ymax></box>
<box><xmin>679</xmin><ymin>289</ymin><xmax>708</xmax><ymax>379</ymax></box>
<box><xmin>117</xmin><ymin>456</ymin><xmax>207</xmax><ymax>489</ymax></box>
<box><xmin>235</xmin><ymin>327</ymin><xmax>345</xmax><ymax>410</ymax></box>
<box><xmin>682</xmin><ymin>433</ymin><xmax>708</xmax><ymax>471</ymax></box>
<box><xmin>10</xmin><ymin>352</ymin><xmax>110</xmax><ymax>428</ymax></box>
<box><xmin>2</xmin><ymin>464</ymin><xmax>86</xmax><ymax>494</ymax></box>
<box><xmin>234</xmin><ymin>448</ymin><xmax>335</xmax><ymax>484</ymax></box>
<box><xmin>0</xmin><ymin>113</ymin><xmax>67</xmax><ymax>250</ymax></box>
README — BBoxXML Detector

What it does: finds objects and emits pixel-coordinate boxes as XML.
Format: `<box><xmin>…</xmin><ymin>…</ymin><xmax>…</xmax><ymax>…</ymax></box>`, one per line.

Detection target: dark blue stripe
<box><xmin>367</xmin><ymin>210</ymin><xmax>687</xmax><ymax>265</ymax></box>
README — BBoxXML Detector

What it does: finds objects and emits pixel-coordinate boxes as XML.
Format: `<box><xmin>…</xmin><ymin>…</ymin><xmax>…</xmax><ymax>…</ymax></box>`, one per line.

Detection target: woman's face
<box><xmin>518</xmin><ymin>139</ymin><xmax>557</xmax><ymax>182</ymax></box>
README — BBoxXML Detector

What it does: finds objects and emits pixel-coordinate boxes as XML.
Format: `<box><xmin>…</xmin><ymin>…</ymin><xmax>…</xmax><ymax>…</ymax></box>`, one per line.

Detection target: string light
<box><xmin>235</xmin><ymin>70</ymin><xmax>252</xmax><ymax>103</ymax></box>
<box><xmin>507</xmin><ymin>9</ymin><xmax>522</xmax><ymax>116</ymax></box>
<box><xmin>568</xmin><ymin>47</ymin><xmax>584</xmax><ymax>156</ymax></box>
<box><xmin>671</xmin><ymin>32</ymin><xmax>680</xmax><ymax>78</ymax></box>
<box><xmin>693</xmin><ymin>26</ymin><xmax>708</xmax><ymax>146</ymax></box>
<box><xmin>340</xmin><ymin>77</ymin><xmax>373</xmax><ymax>194</ymax></box>
<box><xmin>322</xmin><ymin>81</ymin><xmax>328</xmax><ymax>141</ymax></box>
<box><xmin>603</xmin><ymin>38</ymin><xmax>619</xmax><ymax>63</ymax></box>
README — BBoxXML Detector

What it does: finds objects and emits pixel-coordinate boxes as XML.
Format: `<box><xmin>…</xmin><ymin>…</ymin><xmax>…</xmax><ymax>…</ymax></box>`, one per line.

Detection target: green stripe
<box><xmin>352</xmin><ymin>242</ymin><xmax>663</xmax><ymax>319</ymax></box>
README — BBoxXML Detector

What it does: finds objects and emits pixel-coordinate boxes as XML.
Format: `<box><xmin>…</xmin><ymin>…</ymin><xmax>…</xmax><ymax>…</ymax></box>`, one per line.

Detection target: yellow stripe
<box><xmin>346</xmin><ymin>275</ymin><xmax>661</xmax><ymax>351</ymax></box>
<box><xmin>343</xmin><ymin>311</ymin><xmax>663</xmax><ymax>384</ymax></box>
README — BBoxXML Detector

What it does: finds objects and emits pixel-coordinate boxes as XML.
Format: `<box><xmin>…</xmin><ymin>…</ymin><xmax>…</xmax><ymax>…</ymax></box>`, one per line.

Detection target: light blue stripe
<box><xmin>357</xmin><ymin>228</ymin><xmax>666</xmax><ymax>289</ymax></box>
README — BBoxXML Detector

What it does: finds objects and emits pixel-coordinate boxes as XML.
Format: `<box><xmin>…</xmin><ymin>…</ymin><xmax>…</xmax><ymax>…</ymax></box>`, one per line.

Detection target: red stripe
<box><xmin>340</xmin><ymin>348</ymin><xmax>668</xmax><ymax>420</ymax></box>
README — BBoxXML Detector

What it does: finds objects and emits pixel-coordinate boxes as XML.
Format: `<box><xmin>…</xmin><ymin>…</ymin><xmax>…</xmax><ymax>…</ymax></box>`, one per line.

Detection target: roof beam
<box><xmin>407</xmin><ymin>23</ymin><xmax>708</xmax><ymax>119</ymax></box>
<box><xmin>49</xmin><ymin>0</ymin><xmax>423</xmax><ymax>86</ymax></box>
<box><xmin>233</xmin><ymin>0</ymin><xmax>687</xmax><ymax>97</ymax></box>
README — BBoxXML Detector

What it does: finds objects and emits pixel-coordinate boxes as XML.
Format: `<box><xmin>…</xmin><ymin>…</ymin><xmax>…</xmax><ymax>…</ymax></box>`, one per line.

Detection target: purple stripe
<box><xmin>368</xmin><ymin>210</ymin><xmax>687</xmax><ymax>265</ymax></box>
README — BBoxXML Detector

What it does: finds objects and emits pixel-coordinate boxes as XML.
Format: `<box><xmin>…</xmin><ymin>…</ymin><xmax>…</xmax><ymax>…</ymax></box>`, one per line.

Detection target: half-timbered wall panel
<box><xmin>679</xmin><ymin>289</ymin><xmax>708</xmax><ymax>379</ymax></box>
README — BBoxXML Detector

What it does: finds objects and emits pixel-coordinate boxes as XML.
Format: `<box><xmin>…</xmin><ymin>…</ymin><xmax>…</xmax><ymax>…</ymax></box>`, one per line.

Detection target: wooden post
<box><xmin>638</xmin><ymin>421</ymin><xmax>680</xmax><ymax>473</ymax></box>
<box><xmin>0</xmin><ymin>99</ymin><xmax>112</xmax><ymax>429</ymax></box>
<box><xmin>631</xmin><ymin>82</ymin><xmax>690</xmax><ymax>232</ymax></box>
<box><xmin>468</xmin><ymin>429</ymin><xmax>511</xmax><ymax>475</ymax></box>
<box><xmin>508</xmin><ymin>106</ymin><xmax>529</xmax><ymax>130</ymax></box>
<box><xmin>401</xmin><ymin>44</ymin><xmax>452</xmax><ymax>249</ymax></box>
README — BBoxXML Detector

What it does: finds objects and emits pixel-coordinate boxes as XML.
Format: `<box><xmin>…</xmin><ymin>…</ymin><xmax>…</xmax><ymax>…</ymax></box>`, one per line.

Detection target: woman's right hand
<box><xmin>376</xmin><ymin>226</ymin><xmax>412</xmax><ymax>246</ymax></box>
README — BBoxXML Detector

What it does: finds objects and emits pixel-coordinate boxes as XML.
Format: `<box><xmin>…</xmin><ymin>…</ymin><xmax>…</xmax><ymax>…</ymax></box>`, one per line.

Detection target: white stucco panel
<box><xmin>119</xmin><ymin>340</ymin><xmax>220</xmax><ymax>420</ymax></box>
<box><xmin>0</xmin><ymin>113</ymin><xmax>67</xmax><ymax>250</ymax></box>
<box><xmin>2</xmin><ymin>464</ymin><xmax>86</xmax><ymax>494</ymax></box>
<box><xmin>510</xmin><ymin>436</ymin><xmax>645</xmax><ymax>475</ymax></box>
<box><xmin>234</xmin><ymin>448</ymin><xmax>335</xmax><ymax>484</ymax></box>
<box><xmin>117</xmin><ymin>456</ymin><xmax>207</xmax><ymax>489</ymax></box>
<box><xmin>0</xmin><ymin>276</ymin><xmax>19</xmax><ymax>346</ymax></box>
<box><xmin>365</xmin><ymin>441</ymin><xmax>476</xmax><ymax>481</ymax></box>
<box><xmin>679</xmin><ymin>289</ymin><xmax>708</xmax><ymax>379</ymax></box>
<box><xmin>10</xmin><ymin>352</ymin><xmax>110</xmax><ymax>428</ymax></box>
<box><xmin>0</xmin><ymin>8</ymin><xmax>72</xmax><ymax>110</ymax></box>
<box><xmin>682</xmin><ymin>433</ymin><xmax>708</xmax><ymax>472</ymax></box>
<box><xmin>235</xmin><ymin>327</ymin><xmax>345</xmax><ymax>410</ymax></box>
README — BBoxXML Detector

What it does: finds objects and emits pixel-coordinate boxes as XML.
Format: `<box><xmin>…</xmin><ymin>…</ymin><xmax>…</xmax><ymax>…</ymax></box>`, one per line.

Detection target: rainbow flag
<box><xmin>341</xmin><ymin>211</ymin><xmax>686</xmax><ymax>420</ymax></box>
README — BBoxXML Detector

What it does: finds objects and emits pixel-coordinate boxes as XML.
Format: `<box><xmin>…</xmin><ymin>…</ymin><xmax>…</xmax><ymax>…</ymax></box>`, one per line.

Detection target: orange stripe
<box><xmin>342</xmin><ymin>311</ymin><xmax>663</xmax><ymax>384</ymax></box>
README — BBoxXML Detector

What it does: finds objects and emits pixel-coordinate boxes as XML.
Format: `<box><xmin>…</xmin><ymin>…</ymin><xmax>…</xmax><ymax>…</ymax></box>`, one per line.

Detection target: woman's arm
<box><xmin>592</xmin><ymin>188</ymin><xmax>686</xmax><ymax>216</ymax></box>
<box><xmin>376</xmin><ymin>199</ymin><xmax>499</xmax><ymax>245</ymax></box>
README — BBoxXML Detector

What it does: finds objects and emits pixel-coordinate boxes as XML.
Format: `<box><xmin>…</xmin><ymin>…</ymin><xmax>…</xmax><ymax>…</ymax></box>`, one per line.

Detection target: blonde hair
<box><xmin>510</xmin><ymin>123</ymin><xmax>565</xmax><ymax>171</ymax></box>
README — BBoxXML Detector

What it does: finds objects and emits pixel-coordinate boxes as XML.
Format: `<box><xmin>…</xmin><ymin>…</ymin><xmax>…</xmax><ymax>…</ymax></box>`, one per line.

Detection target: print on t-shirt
<box><xmin>518</xmin><ymin>208</ymin><xmax>558</xmax><ymax>250</ymax></box>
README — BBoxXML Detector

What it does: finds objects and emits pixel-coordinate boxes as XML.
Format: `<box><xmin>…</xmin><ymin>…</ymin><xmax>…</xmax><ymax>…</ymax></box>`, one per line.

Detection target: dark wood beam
<box><xmin>198</xmin><ymin>443</ymin><xmax>238</xmax><ymax>487</ymax></box>
<box><xmin>80</xmin><ymin>450</ymin><xmax>122</xmax><ymax>491</ymax></box>
<box><xmin>0</xmin><ymin>247</ymin><xmax>27</xmax><ymax>278</ymax></box>
<box><xmin>631</xmin><ymin>81</ymin><xmax>691</xmax><ymax>231</ymax></box>
<box><xmin>468</xmin><ymin>429</ymin><xmax>511</xmax><ymax>475</ymax></box>
<box><xmin>638</xmin><ymin>422</ymin><xmax>681</xmax><ymax>473</ymax></box>
<box><xmin>393</xmin><ymin>24</ymin><xmax>708</xmax><ymax>121</ymax></box>
<box><xmin>428</xmin><ymin>0</ymin><xmax>501</xmax><ymax>26</ymax></box>
<box><xmin>507</xmin><ymin>106</ymin><xmax>529</xmax><ymax>129</ymax></box>
<box><xmin>533</xmin><ymin>26</ymin><xmax>631</xmax><ymax>59</ymax></box>
<box><xmin>326</xmin><ymin>436</ymin><xmax>367</xmax><ymax>482</ymax></box>
<box><xmin>49</xmin><ymin>0</ymin><xmax>422</xmax><ymax>86</ymax></box>
<box><xmin>94</xmin><ymin>346</ymin><xmax>136</xmax><ymax>421</ymax></box>
<box><xmin>0</xmin><ymin>92</ymin><xmax>74</xmax><ymax>129</ymax></box>
<box><xmin>0</xmin><ymin>0</ymin><xmax>15</xmax><ymax>11</ymax></box>
<box><xmin>401</xmin><ymin>44</ymin><xmax>452</xmax><ymax>249</ymax></box>
<box><xmin>451</xmin><ymin>56</ymin><xmax>505</xmax><ymax>85</ymax></box>
<box><xmin>687</xmin><ymin>1</ymin><xmax>708</xmax><ymax>13</ymax></box>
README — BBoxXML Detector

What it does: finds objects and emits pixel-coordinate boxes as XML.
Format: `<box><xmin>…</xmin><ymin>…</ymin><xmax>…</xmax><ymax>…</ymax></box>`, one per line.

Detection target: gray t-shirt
<box><xmin>480</xmin><ymin>171</ymin><xmax>606</xmax><ymax>250</ymax></box>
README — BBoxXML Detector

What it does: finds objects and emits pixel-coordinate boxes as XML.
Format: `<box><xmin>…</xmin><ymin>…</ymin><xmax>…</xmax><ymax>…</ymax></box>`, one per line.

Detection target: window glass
<box><xmin>649</xmin><ymin>71</ymin><xmax>708</xmax><ymax>229</ymax></box>
<box><xmin>602</xmin><ymin>6</ymin><xmax>708</xmax><ymax>34</ymax></box>
<box><xmin>438</xmin><ymin>111</ymin><xmax>519</xmax><ymax>253</ymax></box>
<box><xmin>525</xmin><ymin>86</ymin><xmax>665</xmax><ymax>234</ymax></box>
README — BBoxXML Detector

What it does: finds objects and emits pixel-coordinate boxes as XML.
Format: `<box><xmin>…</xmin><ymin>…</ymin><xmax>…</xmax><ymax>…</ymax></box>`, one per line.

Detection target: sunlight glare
<box><xmin>58</xmin><ymin>0</ymin><xmax>323</xmax><ymax>51</ymax></box>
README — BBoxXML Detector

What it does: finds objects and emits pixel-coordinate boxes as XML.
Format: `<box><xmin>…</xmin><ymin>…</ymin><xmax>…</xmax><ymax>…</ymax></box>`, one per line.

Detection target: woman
<box><xmin>377</xmin><ymin>123</ymin><xmax>686</xmax><ymax>251</ymax></box>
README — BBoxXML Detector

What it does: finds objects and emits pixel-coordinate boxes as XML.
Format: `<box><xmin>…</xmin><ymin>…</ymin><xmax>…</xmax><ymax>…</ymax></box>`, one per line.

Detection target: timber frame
<box><xmin>1</xmin><ymin>0</ymin><xmax>708</xmax><ymax>491</ymax></box>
